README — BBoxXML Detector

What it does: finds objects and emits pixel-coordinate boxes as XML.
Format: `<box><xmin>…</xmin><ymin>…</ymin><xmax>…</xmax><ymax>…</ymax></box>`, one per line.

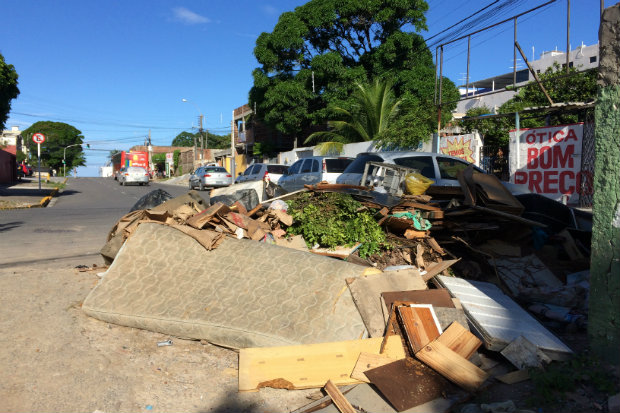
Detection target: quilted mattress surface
<box><xmin>83</xmin><ymin>223</ymin><xmax>367</xmax><ymax>348</ymax></box>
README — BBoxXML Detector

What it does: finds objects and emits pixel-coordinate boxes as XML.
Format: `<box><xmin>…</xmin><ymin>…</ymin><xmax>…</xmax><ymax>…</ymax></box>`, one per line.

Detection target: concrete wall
<box><xmin>589</xmin><ymin>3</ymin><xmax>620</xmax><ymax>364</ymax></box>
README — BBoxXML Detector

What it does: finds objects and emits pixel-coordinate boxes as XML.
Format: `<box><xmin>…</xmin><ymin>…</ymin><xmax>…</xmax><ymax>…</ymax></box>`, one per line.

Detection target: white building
<box><xmin>455</xmin><ymin>43</ymin><xmax>599</xmax><ymax>117</ymax></box>
<box><xmin>0</xmin><ymin>126</ymin><xmax>24</xmax><ymax>153</ymax></box>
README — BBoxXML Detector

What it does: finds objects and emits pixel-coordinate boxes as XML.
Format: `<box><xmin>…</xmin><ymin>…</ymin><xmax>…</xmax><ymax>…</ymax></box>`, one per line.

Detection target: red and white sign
<box><xmin>32</xmin><ymin>133</ymin><xmax>46</xmax><ymax>144</ymax></box>
<box><xmin>509</xmin><ymin>123</ymin><xmax>583</xmax><ymax>204</ymax></box>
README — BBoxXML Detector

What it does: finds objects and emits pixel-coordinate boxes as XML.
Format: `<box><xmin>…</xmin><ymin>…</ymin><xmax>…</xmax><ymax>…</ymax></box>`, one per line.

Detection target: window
<box><xmin>436</xmin><ymin>157</ymin><xmax>471</xmax><ymax>180</ymax></box>
<box><xmin>267</xmin><ymin>165</ymin><xmax>288</xmax><ymax>174</ymax></box>
<box><xmin>394</xmin><ymin>156</ymin><xmax>435</xmax><ymax>179</ymax></box>
<box><xmin>324</xmin><ymin>158</ymin><xmax>353</xmax><ymax>173</ymax></box>
<box><xmin>206</xmin><ymin>167</ymin><xmax>228</xmax><ymax>173</ymax></box>
<box><xmin>344</xmin><ymin>155</ymin><xmax>384</xmax><ymax>174</ymax></box>
<box><xmin>243</xmin><ymin>165</ymin><xmax>255</xmax><ymax>176</ymax></box>
<box><xmin>300</xmin><ymin>159</ymin><xmax>313</xmax><ymax>173</ymax></box>
<box><xmin>590</xmin><ymin>56</ymin><xmax>597</xmax><ymax>63</ymax></box>
<box><xmin>311</xmin><ymin>159</ymin><xmax>320</xmax><ymax>173</ymax></box>
<box><xmin>288</xmin><ymin>160</ymin><xmax>303</xmax><ymax>175</ymax></box>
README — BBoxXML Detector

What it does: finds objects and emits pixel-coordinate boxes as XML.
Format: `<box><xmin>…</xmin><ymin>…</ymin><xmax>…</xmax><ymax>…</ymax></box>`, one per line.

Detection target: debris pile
<box><xmin>86</xmin><ymin>168</ymin><xmax>603</xmax><ymax>412</ymax></box>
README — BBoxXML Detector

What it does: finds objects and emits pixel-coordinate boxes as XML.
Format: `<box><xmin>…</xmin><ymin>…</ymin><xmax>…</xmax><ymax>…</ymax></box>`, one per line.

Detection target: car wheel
<box><xmin>199</xmin><ymin>182</ymin><xmax>205</xmax><ymax>191</ymax></box>
<box><xmin>188</xmin><ymin>181</ymin><xmax>193</xmax><ymax>190</ymax></box>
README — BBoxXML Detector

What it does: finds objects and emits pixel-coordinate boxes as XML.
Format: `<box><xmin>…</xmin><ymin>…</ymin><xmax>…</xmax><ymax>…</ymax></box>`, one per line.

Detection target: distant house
<box><xmin>1</xmin><ymin>126</ymin><xmax>25</xmax><ymax>157</ymax></box>
<box><xmin>455</xmin><ymin>43</ymin><xmax>599</xmax><ymax>117</ymax></box>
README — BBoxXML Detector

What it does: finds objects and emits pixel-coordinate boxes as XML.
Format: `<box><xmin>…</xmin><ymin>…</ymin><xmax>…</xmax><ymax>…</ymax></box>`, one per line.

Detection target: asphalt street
<box><xmin>0</xmin><ymin>178</ymin><xmax>198</xmax><ymax>267</ymax></box>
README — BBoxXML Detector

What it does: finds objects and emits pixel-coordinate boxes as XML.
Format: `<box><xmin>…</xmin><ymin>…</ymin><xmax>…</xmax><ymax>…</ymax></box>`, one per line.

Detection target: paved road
<box><xmin>0</xmin><ymin>178</ymin><xmax>199</xmax><ymax>267</ymax></box>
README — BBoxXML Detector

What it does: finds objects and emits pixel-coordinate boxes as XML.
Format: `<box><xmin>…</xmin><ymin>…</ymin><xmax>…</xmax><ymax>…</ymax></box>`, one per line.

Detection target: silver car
<box><xmin>189</xmin><ymin>166</ymin><xmax>232</xmax><ymax>191</ymax></box>
<box><xmin>235</xmin><ymin>163</ymin><xmax>289</xmax><ymax>185</ymax></box>
<box><xmin>118</xmin><ymin>166</ymin><xmax>150</xmax><ymax>186</ymax></box>
<box><xmin>278</xmin><ymin>156</ymin><xmax>353</xmax><ymax>192</ymax></box>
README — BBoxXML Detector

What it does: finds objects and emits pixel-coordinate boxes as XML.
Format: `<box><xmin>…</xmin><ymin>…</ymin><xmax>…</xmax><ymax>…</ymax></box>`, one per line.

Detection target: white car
<box><xmin>337</xmin><ymin>152</ymin><xmax>528</xmax><ymax>195</ymax></box>
<box><xmin>118</xmin><ymin>166</ymin><xmax>150</xmax><ymax>186</ymax></box>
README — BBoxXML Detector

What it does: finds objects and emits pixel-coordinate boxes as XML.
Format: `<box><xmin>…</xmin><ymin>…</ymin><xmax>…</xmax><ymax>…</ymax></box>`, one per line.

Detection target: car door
<box><xmin>237</xmin><ymin>165</ymin><xmax>253</xmax><ymax>183</ymax></box>
<box><xmin>295</xmin><ymin>159</ymin><xmax>316</xmax><ymax>188</ymax></box>
<box><xmin>248</xmin><ymin>164</ymin><xmax>264</xmax><ymax>182</ymax></box>
<box><xmin>279</xmin><ymin>160</ymin><xmax>303</xmax><ymax>192</ymax></box>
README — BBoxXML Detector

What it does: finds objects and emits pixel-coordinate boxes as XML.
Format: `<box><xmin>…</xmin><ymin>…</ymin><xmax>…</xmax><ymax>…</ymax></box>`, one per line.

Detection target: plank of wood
<box><xmin>186</xmin><ymin>202</ymin><xmax>230</xmax><ymax>229</ymax></box>
<box><xmin>422</xmin><ymin>259</ymin><xmax>459</xmax><ymax>282</ymax></box>
<box><xmin>415</xmin><ymin>340</ymin><xmax>488</xmax><ymax>392</ymax></box>
<box><xmin>495</xmin><ymin>369</ymin><xmax>530</xmax><ymax>384</ymax></box>
<box><xmin>398</xmin><ymin>201</ymin><xmax>441</xmax><ymax>211</ymax></box>
<box><xmin>415</xmin><ymin>244</ymin><xmax>425</xmax><ymax>269</ymax></box>
<box><xmin>398</xmin><ymin>305</ymin><xmax>442</xmax><ymax>354</ymax></box>
<box><xmin>324</xmin><ymin>380</ymin><xmax>356</xmax><ymax>413</ymax></box>
<box><xmin>238</xmin><ymin>335</ymin><xmax>407</xmax><ymax>391</ymax></box>
<box><xmin>350</xmin><ymin>352</ymin><xmax>395</xmax><ymax>383</ymax></box>
<box><xmin>427</xmin><ymin>237</ymin><xmax>445</xmax><ymax>255</ymax></box>
<box><xmin>347</xmin><ymin>269</ymin><xmax>426</xmax><ymax>338</ymax></box>
<box><xmin>404</xmin><ymin>229</ymin><xmax>428</xmax><ymax>239</ymax></box>
<box><xmin>436</xmin><ymin>322</ymin><xmax>481</xmax><ymax>360</ymax></box>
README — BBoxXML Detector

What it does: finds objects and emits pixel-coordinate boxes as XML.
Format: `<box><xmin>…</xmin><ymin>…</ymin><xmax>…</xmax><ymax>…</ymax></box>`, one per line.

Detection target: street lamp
<box><xmin>63</xmin><ymin>143</ymin><xmax>83</xmax><ymax>177</ymax></box>
<box><xmin>181</xmin><ymin>98</ymin><xmax>206</xmax><ymax>162</ymax></box>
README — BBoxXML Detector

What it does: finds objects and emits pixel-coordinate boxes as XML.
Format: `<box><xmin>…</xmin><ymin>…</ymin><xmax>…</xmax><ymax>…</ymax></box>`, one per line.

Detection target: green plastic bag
<box><xmin>405</xmin><ymin>172</ymin><xmax>434</xmax><ymax>195</ymax></box>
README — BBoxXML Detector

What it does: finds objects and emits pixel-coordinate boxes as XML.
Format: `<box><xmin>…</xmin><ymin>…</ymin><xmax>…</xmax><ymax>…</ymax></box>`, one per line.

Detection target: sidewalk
<box><xmin>0</xmin><ymin>176</ymin><xmax>65</xmax><ymax>209</ymax></box>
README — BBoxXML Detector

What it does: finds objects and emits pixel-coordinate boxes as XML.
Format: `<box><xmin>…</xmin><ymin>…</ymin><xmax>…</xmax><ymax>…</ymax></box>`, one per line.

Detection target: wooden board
<box><xmin>436</xmin><ymin>322</ymin><xmax>481</xmax><ymax>360</ymax></box>
<box><xmin>422</xmin><ymin>260</ymin><xmax>459</xmax><ymax>282</ymax></box>
<box><xmin>347</xmin><ymin>270</ymin><xmax>426</xmax><ymax>338</ymax></box>
<box><xmin>397</xmin><ymin>305</ymin><xmax>442</xmax><ymax>354</ymax></box>
<box><xmin>364</xmin><ymin>358</ymin><xmax>455</xmax><ymax>412</ymax></box>
<box><xmin>381</xmin><ymin>289</ymin><xmax>455</xmax><ymax>321</ymax></box>
<box><xmin>350</xmin><ymin>352</ymin><xmax>396</xmax><ymax>383</ymax></box>
<box><xmin>415</xmin><ymin>340</ymin><xmax>488</xmax><ymax>392</ymax></box>
<box><xmin>238</xmin><ymin>335</ymin><xmax>407</xmax><ymax>391</ymax></box>
<box><xmin>324</xmin><ymin>380</ymin><xmax>356</xmax><ymax>413</ymax></box>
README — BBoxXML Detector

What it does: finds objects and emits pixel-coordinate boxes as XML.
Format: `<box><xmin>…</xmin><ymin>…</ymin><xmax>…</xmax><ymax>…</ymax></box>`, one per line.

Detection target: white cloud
<box><xmin>172</xmin><ymin>7</ymin><xmax>211</xmax><ymax>25</ymax></box>
<box><xmin>260</xmin><ymin>4</ymin><xmax>278</xmax><ymax>15</ymax></box>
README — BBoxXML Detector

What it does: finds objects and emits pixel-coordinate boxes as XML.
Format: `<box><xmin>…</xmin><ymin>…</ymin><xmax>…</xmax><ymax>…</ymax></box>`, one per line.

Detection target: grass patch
<box><xmin>527</xmin><ymin>353</ymin><xmax>618</xmax><ymax>407</ymax></box>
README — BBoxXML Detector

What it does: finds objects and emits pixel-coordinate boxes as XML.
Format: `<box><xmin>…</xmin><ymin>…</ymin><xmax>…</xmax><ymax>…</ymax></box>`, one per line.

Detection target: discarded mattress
<box><xmin>83</xmin><ymin>222</ymin><xmax>367</xmax><ymax>349</ymax></box>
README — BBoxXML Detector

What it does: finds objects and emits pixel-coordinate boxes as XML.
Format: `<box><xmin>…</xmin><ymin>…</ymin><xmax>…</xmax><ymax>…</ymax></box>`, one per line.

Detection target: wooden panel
<box><xmin>364</xmin><ymin>357</ymin><xmax>454</xmax><ymax>412</ymax></box>
<box><xmin>422</xmin><ymin>260</ymin><xmax>459</xmax><ymax>282</ymax></box>
<box><xmin>238</xmin><ymin>335</ymin><xmax>406</xmax><ymax>391</ymax></box>
<box><xmin>415</xmin><ymin>340</ymin><xmax>488</xmax><ymax>392</ymax></box>
<box><xmin>397</xmin><ymin>305</ymin><xmax>442</xmax><ymax>354</ymax></box>
<box><xmin>436</xmin><ymin>322</ymin><xmax>481</xmax><ymax>360</ymax></box>
<box><xmin>350</xmin><ymin>352</ymin><xmax>395</xmax><ymax>383</ymax></box>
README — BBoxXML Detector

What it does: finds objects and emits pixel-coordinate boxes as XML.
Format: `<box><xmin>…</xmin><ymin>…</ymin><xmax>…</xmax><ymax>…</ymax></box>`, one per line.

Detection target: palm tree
<box><xmin>305</xmin><ymin>79</ymin><xmax>401</xmax><ymax>154</ymax></box>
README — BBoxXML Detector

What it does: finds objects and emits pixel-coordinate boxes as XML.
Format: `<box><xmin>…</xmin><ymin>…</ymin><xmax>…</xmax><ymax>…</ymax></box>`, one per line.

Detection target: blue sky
<box><xmin>1</xmin><ymin>0</ymin><xmax>610</xmax><ymax>176</ymax></box>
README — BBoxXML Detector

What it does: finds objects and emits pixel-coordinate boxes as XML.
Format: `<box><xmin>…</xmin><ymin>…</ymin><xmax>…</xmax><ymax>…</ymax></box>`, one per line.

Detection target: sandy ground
<box><xmin>0</xmin><ymin>256</ymin><xmax>315</xmax><ymax>412</ymax></box>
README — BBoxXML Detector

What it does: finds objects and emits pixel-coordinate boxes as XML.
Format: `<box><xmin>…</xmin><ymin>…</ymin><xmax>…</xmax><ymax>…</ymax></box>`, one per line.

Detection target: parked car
<box><xmin>189</xmin><ymin>166</ymin><xmax>233</xmax><ymax>190</ymax></box>
<box><xmin>235</xmin><ymin>163</ymin><xmax>289</xmax><ymax>185</ymax></box>
<box><xmin>118</xmin><ymin>166</ymin><xmax>150</xmax><ymax>186</ymax></box>
<box><xmin>336</xmin><ymin>152</ymin><xmax>528</xmax><ymax>194</ymax></box>
<box><xmin>278</xmin><ymin>156</ymin><xmax>353</xmax><ymax>192</ymax></box>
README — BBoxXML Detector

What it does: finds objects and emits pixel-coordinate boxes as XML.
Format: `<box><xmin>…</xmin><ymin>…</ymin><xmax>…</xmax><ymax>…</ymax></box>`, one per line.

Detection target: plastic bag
<box><xmin>404</xmin><ymin>172</ymin><xmax>434</xmax><ymax>195</ymax></box>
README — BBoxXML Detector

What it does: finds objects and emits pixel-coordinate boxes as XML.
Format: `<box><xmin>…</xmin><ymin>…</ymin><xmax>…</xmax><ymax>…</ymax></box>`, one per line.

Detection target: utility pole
<box><xmin>148</xmin><ymin>129</ymin><xmax>153</xmax><ymax>173</ymax></box>
<box><xmin>199</xmin><ymin>114</ymin><xmax>205</xmax><ymax>161</ymax></box>
<box><xmin>230</xmin><ymin>110</ymin><xmax>236</xmax><ymax>178</ymax></box>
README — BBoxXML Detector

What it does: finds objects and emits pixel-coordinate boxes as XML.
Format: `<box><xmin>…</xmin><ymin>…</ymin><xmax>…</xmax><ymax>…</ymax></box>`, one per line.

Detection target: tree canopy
<box><xmin>460</xmin><ymin>65</ymin><xmax>597</xmax><ymax>147</ymax></box>
<box><xmin>249</xmin><ymin>0</ymin><xmax>458</xmax><ymax>149</ymax></box>
<box><xmin>22</xmin><ymin>121</ymin><xmax>85</xmax><ymax>172</ymax></box>
<box><xmin>0</xmin><ymin>53</ymin><xmax>20</xmax><ymax>131</ymax></box>
<box><xmin>171</xmin><ymin>130</ymin><xmax>230</xmax><ymax>149</ymax></box>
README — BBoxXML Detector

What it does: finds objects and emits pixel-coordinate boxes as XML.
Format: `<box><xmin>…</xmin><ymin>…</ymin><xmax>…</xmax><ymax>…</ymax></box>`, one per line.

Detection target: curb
<box><xmin>0</xmin><ymin>178</ymin><xmax>67</xmax><ymax>210</ymax></box>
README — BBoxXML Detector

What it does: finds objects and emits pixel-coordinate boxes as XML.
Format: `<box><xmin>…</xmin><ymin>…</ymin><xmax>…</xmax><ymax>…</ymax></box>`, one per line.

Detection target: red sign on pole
<box><xmin>32</xmin><ymin>133</ymin><xmax>46</xmax><ymax>144</ymax></box>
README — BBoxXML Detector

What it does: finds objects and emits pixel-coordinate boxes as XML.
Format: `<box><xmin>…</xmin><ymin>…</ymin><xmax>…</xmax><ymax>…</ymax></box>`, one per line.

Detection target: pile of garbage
<box><xmin>84</xmin><ymin>167</ymin><xmax>609</xmax><ymax>412</ymax></box>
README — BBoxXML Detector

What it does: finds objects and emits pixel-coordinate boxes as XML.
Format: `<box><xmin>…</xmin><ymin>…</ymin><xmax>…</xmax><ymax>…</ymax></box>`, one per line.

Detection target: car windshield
<box><xmin>127</xmin><ymin>167</ymin><xmax>145</xmax><ymax>173</ymax></box>
<box><xmin>205</xmin><ymin>167</ymin><xmax>227</xmax><ymax>173</ymax></box>
<box><xmin>267</xmin><ymin>165</ymin><xmax>288</xmax><ymax>174</ymax></box>
<box><xmin>342</xmin><ymin>154</ymin><xmax>384</xmax><ymax>174</ymax></box>
<box><xmin>324</xmin><ymin>158</ymin><xmax>352</xmax><ymax>173</ymax></box>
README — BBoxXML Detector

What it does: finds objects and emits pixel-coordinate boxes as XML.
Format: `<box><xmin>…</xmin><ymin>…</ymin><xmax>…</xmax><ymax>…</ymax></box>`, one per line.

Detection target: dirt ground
<box><xmin>0</xmin><ymin>256</ymin><xmax>315</xmax><ymax>413</ymax></box>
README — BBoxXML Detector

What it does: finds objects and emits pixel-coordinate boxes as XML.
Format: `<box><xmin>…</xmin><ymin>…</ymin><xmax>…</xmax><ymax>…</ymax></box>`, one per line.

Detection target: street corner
<box><xmin>0</xmin><ymin>177</ymin><xmax>67</xmax><ymax>210</ymax></box>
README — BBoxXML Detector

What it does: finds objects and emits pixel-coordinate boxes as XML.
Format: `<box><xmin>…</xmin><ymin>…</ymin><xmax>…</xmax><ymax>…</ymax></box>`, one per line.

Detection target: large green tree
<box><xmin>172</xmin><ymin>130</ymin><xmax>230</xmax><ymax>149</ymax></box>
<box><xmin>249</xmin><ymin>0</ymin><xmax>458</xmax><ymax>149</ymax></box>
<box><xmin>22</xmin><ymin>121</ymin><xmax>85</xmax><ymax>172</ymax></box>
<box><xmin>460</xmin><ymin>65</ymin><xmax>597</xmax><ymax>147</ymax></box>
<box><xmin>0</xmin><ymin>53</ymin><xmax>20</xmax><ymax>130</ymax></box>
